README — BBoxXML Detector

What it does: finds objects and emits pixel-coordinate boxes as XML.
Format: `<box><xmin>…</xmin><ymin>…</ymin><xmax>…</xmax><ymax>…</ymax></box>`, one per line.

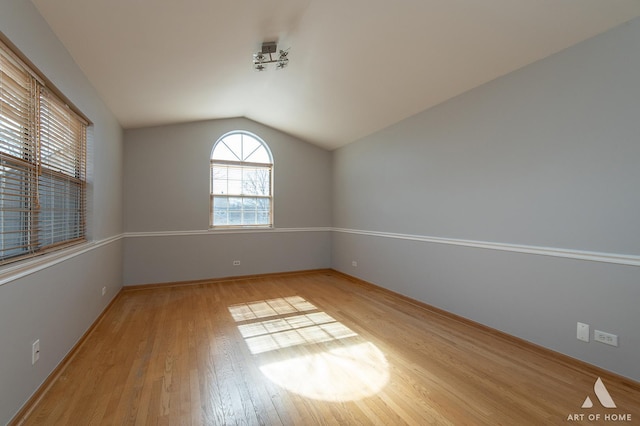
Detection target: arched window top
<box><xmin>211</xmin><ymin>131</ymin><xmax>272</xmax><ymax>164</ymax></box>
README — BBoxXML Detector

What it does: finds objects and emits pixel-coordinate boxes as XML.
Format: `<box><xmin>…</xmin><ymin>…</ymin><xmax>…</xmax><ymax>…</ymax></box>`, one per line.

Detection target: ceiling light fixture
<box><xmin>253</xmin><ymin>41</ymin><xmax>289</xmax><ymax>71</ymax></box>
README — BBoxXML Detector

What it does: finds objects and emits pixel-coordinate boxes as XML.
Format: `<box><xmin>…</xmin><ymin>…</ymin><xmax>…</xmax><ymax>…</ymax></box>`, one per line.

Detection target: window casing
<box><xmin>0</xmin><ymin>39</ymin><xmax>87</xmax><ymax>265</ymax></box>
<box><xmin>210</xmin><ymin>132</ymin><xmax>273</xmax><ymax>228</ymax></box>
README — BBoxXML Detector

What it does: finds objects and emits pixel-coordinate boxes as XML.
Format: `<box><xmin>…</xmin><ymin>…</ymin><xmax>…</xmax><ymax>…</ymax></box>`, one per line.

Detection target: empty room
<box><xmin>1</xmin><ymin>1</ymin><xmax>639</xmax><ymax>424</ymax></box>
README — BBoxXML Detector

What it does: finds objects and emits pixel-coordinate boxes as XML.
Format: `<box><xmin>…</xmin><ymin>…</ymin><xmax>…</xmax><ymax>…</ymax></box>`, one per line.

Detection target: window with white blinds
<box><xmin>210</xmin><ymin>132</ymin><xmax>273</xmax><ymax>228</ymax></box>
<box><xmin>0</xmin><ymin>39</ymin><xmax>87</xmax><ymax>265</ymax></box>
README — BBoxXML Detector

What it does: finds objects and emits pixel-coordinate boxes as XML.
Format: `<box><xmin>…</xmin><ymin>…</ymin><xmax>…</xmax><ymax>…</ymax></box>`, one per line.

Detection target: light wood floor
<box><xmin>17</xmin><ymin>270</ymin><xmax>640</xmax><ymax>425</ymax></box>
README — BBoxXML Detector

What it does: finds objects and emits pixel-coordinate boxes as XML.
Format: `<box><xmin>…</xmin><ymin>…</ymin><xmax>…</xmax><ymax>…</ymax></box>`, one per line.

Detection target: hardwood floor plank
<box><xmin>17</xmin><ymin>270</ymin><xmax>640</xmax><ymax>425</ymax></box>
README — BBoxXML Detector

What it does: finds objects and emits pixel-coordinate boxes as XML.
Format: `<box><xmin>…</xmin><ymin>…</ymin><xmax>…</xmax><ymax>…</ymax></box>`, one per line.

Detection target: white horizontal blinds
<box><xmin>211</xmin><ymin>163</ymin><xmax>272</xmax><ymax>226</ymax></box>
<box><xmin>38</xmin><ymin>88</ymin><xmax>86</xmax><ymax>248</ymax></box>
<box><xmin>0</xmin><ymin>40</ymin><xmax>86</xmax><ymax>265</ymax></box>
<box><xmin>0</xmin><ymin>47</ymin><xmax>38</xmax><ymax>261</ymax></box>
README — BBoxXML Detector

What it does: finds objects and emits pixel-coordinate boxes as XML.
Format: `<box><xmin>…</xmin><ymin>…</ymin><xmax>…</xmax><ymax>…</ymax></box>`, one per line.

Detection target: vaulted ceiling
<box><xmin>31</xmin><ymin>0</ymin><xmax>640</xmax><ymax>150</ymax></box>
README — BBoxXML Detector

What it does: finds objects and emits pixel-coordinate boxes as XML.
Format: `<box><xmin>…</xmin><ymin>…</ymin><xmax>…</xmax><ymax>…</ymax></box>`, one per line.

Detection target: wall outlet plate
<box><xmin>594</xmin><ymin>330</ymin><xmax>618</xmax><ymax>347</ymax></box>
<box><xmin>577</xmin><ymin>322</ymin><xmax>589</xmax><ymax>342</ymax></box>
<box><xmin>32</xmin><ymin>339</ymin><xmax>40</xmax><ymax>365</ymax></box>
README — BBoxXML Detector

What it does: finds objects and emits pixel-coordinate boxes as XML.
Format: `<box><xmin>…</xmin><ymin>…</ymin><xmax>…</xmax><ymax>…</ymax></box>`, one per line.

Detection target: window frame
<box><xmin>210</xmin><ymin>131</ymin><xmax>274</xmax><ymax>229</ymax></box>
<box><xmin>0</xmin><ymin>35</ymin><xmax>88</xmax><ymax>266</ymax></box>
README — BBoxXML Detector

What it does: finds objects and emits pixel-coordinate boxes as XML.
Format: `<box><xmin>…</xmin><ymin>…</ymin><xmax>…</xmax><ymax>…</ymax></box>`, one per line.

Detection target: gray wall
<box><xmin>0</xmin><ymin>1</ymin><xmax>124</xmax><ymax>424</ymax></box>
<box><xmin>123</xmin><ymin>117</ymin><xmax>332</xmax><ymax>285</ymax></box>
<box><xmin>332</xmin><ymin>19</ymin><xmax>640</xmax><ymax>380</ymax></box>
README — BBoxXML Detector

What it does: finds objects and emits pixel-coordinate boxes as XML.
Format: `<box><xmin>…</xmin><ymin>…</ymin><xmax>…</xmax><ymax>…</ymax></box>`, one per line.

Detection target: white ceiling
<box><xmin>31</xmin><ymin>0</ymin><xmax>640</xmax><ymax>150</ymax></box>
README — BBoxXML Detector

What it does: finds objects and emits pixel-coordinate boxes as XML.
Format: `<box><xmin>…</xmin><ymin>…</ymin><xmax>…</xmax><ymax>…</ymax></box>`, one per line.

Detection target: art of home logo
<box><xmin>566</xmin><ymin>377</ymin><xmax>633</xmax><ymax>422</ymax></box>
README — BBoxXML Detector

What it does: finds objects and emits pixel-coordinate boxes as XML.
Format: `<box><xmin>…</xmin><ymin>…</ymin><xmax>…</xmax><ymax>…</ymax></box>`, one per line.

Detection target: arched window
<box><xmin>210</xmin><ymin>131</ymin><xmax>273</xmax><ymax>228</ymax></box>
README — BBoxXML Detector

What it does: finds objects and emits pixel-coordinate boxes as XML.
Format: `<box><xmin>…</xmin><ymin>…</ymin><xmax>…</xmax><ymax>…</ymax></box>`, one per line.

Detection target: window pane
<box><xmin>242</xmin><ymin>134</ymin><xmax>271</xmax><ymax>164</ymax></box>
<box><xmin>228</xmin><ymin>196</ymin><xmax>242</xmax><ymax>225</ymax></box>
<box><xmin>213</xmin><ymin>210</ymin><xmax>228</xmax><ymax>226</ymax></box>
<box><xmin>242</xmin><ymin>136</ymin><xmax>261</xmax><ymax>161</ymax></box>
<box><xmin>212</xmin><ymin>180</ymin><xmax>227</xmax><ymax>195</ymax></box>
<box><xmin>257</xmin><ymin>210</ymin><xmax>270</xmax><ymax>225</ymax></box>
<box><xmin>245</xmin><ymin>146</ymin><xmax>270</xmax><ymax>163</ymax></box>
<box><xmin>214</xmin><ymin>165</ymin><xmax>229</xmax><ymax>179</ymax></box>
<box><xmin>211</xmin><ymin>142</ymin><xmax>238</xmax><ymax>162</ymax></box>
<box><xmin>38</xmin><ymin>173</ymin><xmax>83</xmax><ymax>247</ymax></box>
<box><xmin>228</xmin><ymin>197</ymin><xmax>242</xmax><ymax>209</ymax></box>
<box><xmin>229</xmin><ymin>210</ymin><xmax>242</xmax><ymax>225</ymax></box>
<box><xmin>0</xmin><ymin>51</ymin><xmax>35</xmax><ymax>161</ymax></box>
<box><xmin>213</xmin><ymin>196</ymin><xmax>229</xmax><ymax>209</ymax></box>
<box><xmin>243</xmin><ymin>210</ymin><xmax>257</xmax><ymax>225</ymax></box>
<box><xmin>242</xmin><ymin>197</ymin><xmax>257</xmax><ymax>209</ymax></box>
<box><xmin>0</xmin><ymin>160</ymin><xmax>35</xmax><ymax>261</ymax></box>
<box><xmin>212</xmin><ymin>196</ymin><xmax>229</xmax><ymax>226</ymax></box>
<box><xmin>222</xmin><ymin>134</ymin><xmax>242</xmax><ymax>159</ymax></box>
<box><xmin>228</xmin><ymin>180</ymin><xmax>242</xmax><ymax>195</ymax></box>
<box><xmin>228</xmin><ymin>166</ymin><xmax>242</xmax><ymax>180</ymax></box>
<box><xmin>243</xmin><ymin>167</ymin><xmax>270</xmax><ymax>196</ymax></box>
<box><xmin>257</xmin><ymin>198</ymin><xmax>270</xmax><ymax>210</ymax></box>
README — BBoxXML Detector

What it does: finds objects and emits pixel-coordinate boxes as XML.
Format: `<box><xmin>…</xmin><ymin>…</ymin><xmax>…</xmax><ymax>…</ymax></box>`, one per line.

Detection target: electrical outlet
<box><xmin>577</xmin><ymin>322</ymin><xmax>589</xmax><ymax>342</ymax></box>
<box><xmin>594</xmin><ymin>330</ymin><xmax>618</xmax><ymax>347</ymax></box>
<box><xmin>352</xmin><ymin>261</ymin><xmax>357</xmax><ymax>267</ymax></box>
<box><xmin>233</xmin><ymin>260</ymin><xmax>241</xmax><ymax>266</ymax></box>
<box><xmin>32</xmin><ymin>339</ymin><xmax>40</xmax><ymax>365</ymax></box>
<box><xmin>102</xmin><ymin>286</ymin><xmax>107</xmax><ymax>296</ymax></box>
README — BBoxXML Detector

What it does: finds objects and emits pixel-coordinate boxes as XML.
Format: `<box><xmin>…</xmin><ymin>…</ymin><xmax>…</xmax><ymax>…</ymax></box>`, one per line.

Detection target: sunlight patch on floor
<box><xmin>228</xmin><ymin>296</ymin><xmax>316</xmax><ymax>321</ymax></box>
<box><xmin>259</xmin><ymin>341</ymin><xmax>388</xmax><ymax>402</ymax></box>
<box><xmin>228</xmin><ymin>296</ymin><xmax>389</xmax><ymax>402</ymax></box>
<box><xmin>236</xmin><ymin>312</ymin><xmax>357</xmax><ymax>355</ymax></box>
